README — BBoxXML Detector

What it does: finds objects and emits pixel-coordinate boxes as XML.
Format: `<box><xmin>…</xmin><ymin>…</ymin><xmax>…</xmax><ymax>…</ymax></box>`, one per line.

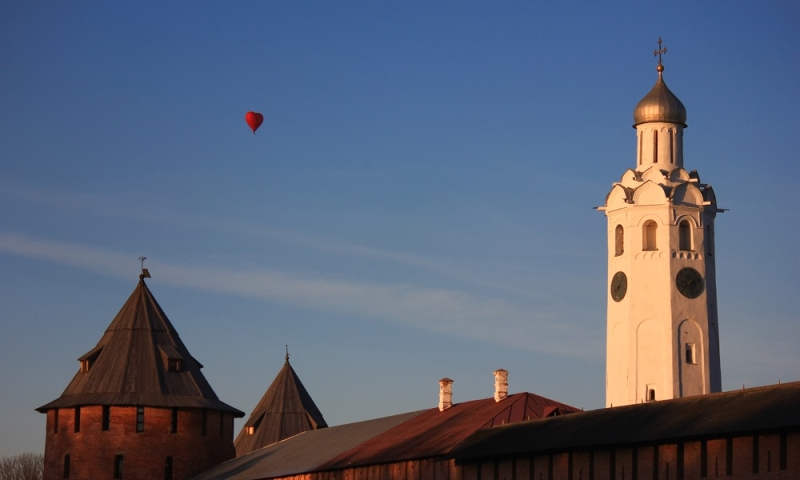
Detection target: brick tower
<box><xmin>36</xmin><ymin>273</ymin><xmax>244</xmax><ymax>480</ymax></box>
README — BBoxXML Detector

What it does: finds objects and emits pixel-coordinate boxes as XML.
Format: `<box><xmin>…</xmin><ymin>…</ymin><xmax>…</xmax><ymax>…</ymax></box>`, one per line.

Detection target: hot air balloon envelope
<box><xmin>245</xmin><ymin>111</ymin><xmax>264</xmax><ymax>134</ymax></box>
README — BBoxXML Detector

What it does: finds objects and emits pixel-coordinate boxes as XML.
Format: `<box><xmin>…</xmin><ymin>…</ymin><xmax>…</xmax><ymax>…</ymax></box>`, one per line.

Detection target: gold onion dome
<box><xmin>633</xmin><ymin>65</ymin><xmax>687</xmax><ymax>127</ymax></box>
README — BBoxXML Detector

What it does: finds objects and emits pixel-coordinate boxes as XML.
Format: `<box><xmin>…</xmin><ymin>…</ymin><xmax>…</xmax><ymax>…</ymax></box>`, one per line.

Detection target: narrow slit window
<box><xmin>63</xmin><ymin>454</ymin><xmax>70</xmax><ymax>479</ymax></box>
<box><xmin>639</xmin><ymin>132</ymin><xmax>643</xmax><ymax>165</ymax></box>
<box><xmin>780</xmin><ymin>432</ymin><xmax>787</xmax><ymax>470</ymax></box>
<box><xmin>685</xmin><ymin>343</ymin><xmax>696</xmax><ymax>364</ymax></box>
<box><xmin>202</xmin><ymin>409</ymin><xmax>207</xmax><ymax>436</ymax></box>
<box><xmin>164</xmin><ymin>457</ymin><xmax>174</xmax><ymax>480</ymax></box>
<box><xmin>102</xmin><ymin>406</ymin><xmax>110</xmax><ymax>431</ymax></box>
<box><xmin>753</xmin><ymin>436</ymin><xmax>760</xmax><ymax>473</ymax></box>
<box><xmin>700</xmin><ymin>440</ymin><xmax>708</xmax><ymax>478</ymax></box>
<box><xmin>726</xmin><ymin>437</ymin><xmax>733</xmax><ymax>475</ymax></box>
<box><xmin>114</xmin><ymin>455</ymin><xmax>124</xmax><ymax>479</ymax></box>
<box><xmin>653</xmin><ymin>446</ymin><xmax>659</xmax><ymax>479</ymax></box>
<box><xmin>653</xmin><ymin>130</ymin><xmax>658</xmax><ymax>163</ymax></box>
<box><xmin>648</xmin><ymin>388</ymin><xmax>656</xmax><ymax>401</ymax></box>
<box><xmin>670</xmin><ymin>129</ymin><xmax>675</xmax><ymax>163</ymax></box>
<box><xmin>609</xmin><ymin>449</ymin><xmax>616</xmax><ymax>478</ymax></box>
<box><xmin>53</xmin><ymin>409</ymin><xmax>59</xmax><ymax>434</ymax></box>
<box><xmin>170</xmin><ymin>408</ymin><xmax>178</xmax><ymax>434</ymax></box>
<box><xmin>74</xmin><ymin>407</ymin><xmax>80</xmax><ymax>433</ymax></box>
<box><xmin>136</xmin><ymin>407</ymin><xmax>144</xmax><ymax>433</ymax></box>
<box><xmin>615</xmin><ymin>225</ymin><xmax>624</xmax><ymax>256</ymax></box>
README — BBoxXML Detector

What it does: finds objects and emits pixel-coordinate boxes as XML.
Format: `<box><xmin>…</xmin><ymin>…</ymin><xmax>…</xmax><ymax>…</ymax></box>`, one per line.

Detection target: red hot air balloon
<box><xmin>245</xmin><ymin>111</ymin><xmax>264</xmax><ymax>134</ymax></box>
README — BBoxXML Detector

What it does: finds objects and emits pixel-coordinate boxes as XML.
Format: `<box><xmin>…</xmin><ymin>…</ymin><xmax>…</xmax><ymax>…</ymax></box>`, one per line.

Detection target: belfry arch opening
<box><xmin>679</xmin><ymin>220</ymin><xmax>692</xmax><ymax>251</ymax></box>
<box><xmin>643</xmin><ymin>221</ymin><xmax>658</xmax><ymax>251</ymax></box>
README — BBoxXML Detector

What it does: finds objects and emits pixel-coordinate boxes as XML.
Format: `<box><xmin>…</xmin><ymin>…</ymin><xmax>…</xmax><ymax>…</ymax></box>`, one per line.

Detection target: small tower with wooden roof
<box><xmin>37</xmin><ymin>272</ymin><xmax>244</xmax><ymax>480</ymax></box>
<box><xmin>234</xmin><ymin>349</ymin><xmax>327</xmax><ymax>456</ymax></box>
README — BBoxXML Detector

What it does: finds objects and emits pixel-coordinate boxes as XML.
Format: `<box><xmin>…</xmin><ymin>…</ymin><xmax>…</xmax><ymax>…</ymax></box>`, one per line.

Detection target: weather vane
<box><xmin>654</xmin><ymin>37</ymin><xmax>667</xmax><ymax>69</ymax></box>
<box><xmin>139</xmin><ymin>256</ymin><xmax>151</xmax><ymax>278</ymax></box>
<box><xmin>285</xmin><ymin>345</ymin><xmax>290</xmax><ymax>362</ymax></box>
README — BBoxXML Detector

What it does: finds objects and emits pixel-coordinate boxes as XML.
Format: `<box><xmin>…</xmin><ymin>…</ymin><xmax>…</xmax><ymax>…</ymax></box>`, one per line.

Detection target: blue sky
<box><xmin>1</xmin><ymin>2</ymin><xmax>798</xmax><ymax>456</ymax></box>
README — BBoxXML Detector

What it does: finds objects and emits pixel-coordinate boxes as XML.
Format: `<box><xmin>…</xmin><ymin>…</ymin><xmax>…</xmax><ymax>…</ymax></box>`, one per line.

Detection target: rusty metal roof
<box><xmin>194</xmin><ymin>410</ymin><xmax>425</xmax><ymax>480</ymax></box>
<box><xmin>36</xmin><ymin>275</ymin><xmax>243</xmax><ymax>416</ymax></box>
<box><xmin>320</xmin><ymin>392</ymin><xmax>580</xmax><ymax>470</ymax></box>
<box><xmin>234</xmin><ymin>356</ymin><xmax>328</xmax><ymax>456</ymax></box>
<box><xmin>193</xmin><ymin>392</ymin><xmax>579</xmax><ymax>479</ymax></box>
<box><xmin>451</xmin><ymin>381</ymin><xmax>800</xmax><ymax>462</ymax></box>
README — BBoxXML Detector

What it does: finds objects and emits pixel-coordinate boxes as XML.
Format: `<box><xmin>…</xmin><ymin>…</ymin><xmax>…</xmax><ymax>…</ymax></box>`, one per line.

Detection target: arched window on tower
<box><xmin>615</xmin><ymin>225</ymin><xmax>624</xmax><ymax>256</ymax></box>
<box><xmin>643</xmin><ymin>221</ymin><xmax>658</xmax><ymax>251</ymax></box>
<box><xmin>679</xmin><ymin>220</ymin><xmax>692</xmax><ymax>251</ymax></box>
<box><xmin>653</xmin><ymin>130</ymin><xmax>658</xmax><ymax>163</ymax></box>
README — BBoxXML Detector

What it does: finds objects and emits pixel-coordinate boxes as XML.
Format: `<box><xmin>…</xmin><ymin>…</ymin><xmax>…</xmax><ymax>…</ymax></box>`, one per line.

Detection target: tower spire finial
<box><xmin>653</xmin><ymin>36</ymin><xmax>667</xmax><ymax>74</ymax></box>
<box><xmin>285</xmin><ymin>345</ymin><xmax>290</xmax><ymax>362</ymax></box>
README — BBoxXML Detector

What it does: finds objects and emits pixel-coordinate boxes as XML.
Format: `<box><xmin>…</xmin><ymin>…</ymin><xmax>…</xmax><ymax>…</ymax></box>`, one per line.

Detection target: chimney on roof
<box><xmin>439</xmin><ymin>378</ymin><xmax>453</xmax><ymax>411</ymax></box>
<box><xmin>494</xmin><ymin>369</ymin><xmax>508</xmax><ymax>402</ymax></box>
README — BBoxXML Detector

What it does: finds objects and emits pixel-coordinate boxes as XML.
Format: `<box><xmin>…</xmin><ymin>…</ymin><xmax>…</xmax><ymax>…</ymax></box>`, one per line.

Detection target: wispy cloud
<box><xmin>0</xmin><ymin>233</ymin><xmax>601</xmax><ymax>358</ymax></box>
<box><xmin>0</xmin><ymin>178</ymin><xmax>590</xmax><ymax>302</ymax></box>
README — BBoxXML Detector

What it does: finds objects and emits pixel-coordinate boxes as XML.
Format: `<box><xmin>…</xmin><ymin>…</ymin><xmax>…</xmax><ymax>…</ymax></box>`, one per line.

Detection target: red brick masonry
<box><xmin>43</xmin><ymin>405</ymin><xmax>235</xmax><ymax>480</ymax></box>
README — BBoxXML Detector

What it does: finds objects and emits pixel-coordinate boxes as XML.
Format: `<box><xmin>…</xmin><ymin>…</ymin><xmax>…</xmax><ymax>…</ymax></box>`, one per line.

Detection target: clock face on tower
<box><xmin>676</xmin><ymin>267</ymin><xmax>704</xmax><ymax>299</ymax></box>
<box><xmin>610</xmin><ymin>271</ymin><xmax>627</xmax><ymax>302</ymax></box>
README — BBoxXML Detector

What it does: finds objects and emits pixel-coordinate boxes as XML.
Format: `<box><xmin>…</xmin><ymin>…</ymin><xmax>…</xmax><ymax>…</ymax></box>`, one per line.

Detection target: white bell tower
<box><xmin>599</xmin><ymin>40</ymin><xmax>722</xmax><ymax>407</ymax></box>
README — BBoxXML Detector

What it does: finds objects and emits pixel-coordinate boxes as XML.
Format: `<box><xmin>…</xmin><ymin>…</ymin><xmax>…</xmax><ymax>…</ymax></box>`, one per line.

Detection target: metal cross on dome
<box><xmin>654</xmin><ymin>37</ymin><xmax>668</xmax><ymax>66</ymax></box>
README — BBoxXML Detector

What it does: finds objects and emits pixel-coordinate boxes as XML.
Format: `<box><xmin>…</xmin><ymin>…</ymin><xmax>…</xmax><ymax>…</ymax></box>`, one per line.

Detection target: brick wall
<box><xmin>267</xmin><ymin>430</ymin><xmax>799</xmax><ymax>480</ymax></box>
<box><xmin>43</xmin><ymin>406</ymin><xmax>236</xmax><ymax>480</ymax></box>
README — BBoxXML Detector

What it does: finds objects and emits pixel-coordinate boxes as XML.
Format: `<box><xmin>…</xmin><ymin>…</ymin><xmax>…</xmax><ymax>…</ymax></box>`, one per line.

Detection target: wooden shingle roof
<box><xmin>36</xmin><ymin>275</ymin><xmax>243</xmax><ymax>416</ymax></box>
<box><xmin>234</xmin><ymin>355</ymin><xmax>327</xmax><ymax>456</ymax></box>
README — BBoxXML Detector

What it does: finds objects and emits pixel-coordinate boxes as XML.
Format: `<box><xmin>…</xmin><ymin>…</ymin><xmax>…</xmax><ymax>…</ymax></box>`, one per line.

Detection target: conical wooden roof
<box><xmin>234</xmin><ymin>354</ymin><xmax>327</xmax><ymax>456</ymax></box>
<box><xmin>37</xmin><ymin>275</ymin><xmax>243</xmax><ymax>416</ymax></box>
